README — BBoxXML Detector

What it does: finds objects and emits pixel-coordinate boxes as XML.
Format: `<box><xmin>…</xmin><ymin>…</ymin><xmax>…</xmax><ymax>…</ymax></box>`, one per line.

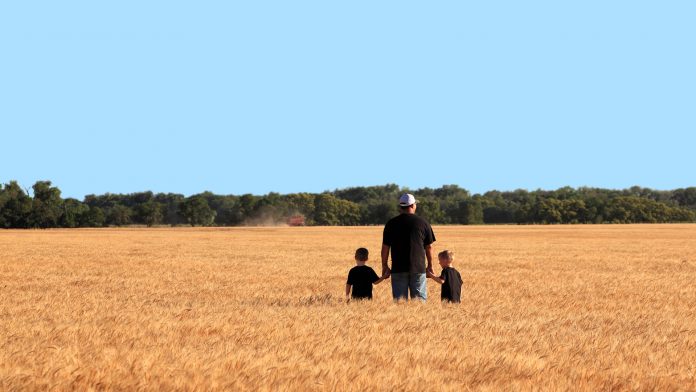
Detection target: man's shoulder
<box><xmin>385</xmin><ymin>214</ymin><xmax>403</xmax><ymax>224</ymax></box>
<box><xmin>387</xmin><ymin>213</ymin><xmax>429</xmax><ymax>224</ymax></box>
<box><xmin>384</xmin><ymin>215</ymin><xmax>405</xmax><ymax>232</ymax></box>
<box><xmin>408</xmin><ymin>213</ymin><xmax>432</xmax><ymax>227</ymax></box>
<box><xmin>413</xmin><ymin>214</ymin><xmax>430</xmax><ymax>223</ymax></box>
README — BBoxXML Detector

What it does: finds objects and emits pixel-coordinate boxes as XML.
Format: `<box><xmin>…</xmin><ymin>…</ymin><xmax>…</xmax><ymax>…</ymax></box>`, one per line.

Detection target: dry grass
<box><xmin>1</xmin><ymin>225</ymin><xmax>696</xmax><ymax>391</ymax></box>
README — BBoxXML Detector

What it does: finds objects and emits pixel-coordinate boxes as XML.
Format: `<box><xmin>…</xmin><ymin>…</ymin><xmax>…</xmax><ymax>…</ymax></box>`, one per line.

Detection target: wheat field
<box><xmin>1</xmin><ymin>225</ymin><xmax>695</xmax><ymax>390</ymax></box>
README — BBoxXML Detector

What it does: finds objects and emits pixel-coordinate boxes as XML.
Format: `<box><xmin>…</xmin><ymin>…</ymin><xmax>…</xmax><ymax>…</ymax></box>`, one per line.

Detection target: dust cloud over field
<box><xmin>1</xmin><ymin>225</ymin><xmax>695</xmax><ymax>390</ymax></box>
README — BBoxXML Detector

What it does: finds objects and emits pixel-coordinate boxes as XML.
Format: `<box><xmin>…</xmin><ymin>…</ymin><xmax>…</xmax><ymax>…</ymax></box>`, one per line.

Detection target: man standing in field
<box><xmin>381</xmin><ymin>193</ymin><xmax>436</xmax><ymax>301</ymax></box>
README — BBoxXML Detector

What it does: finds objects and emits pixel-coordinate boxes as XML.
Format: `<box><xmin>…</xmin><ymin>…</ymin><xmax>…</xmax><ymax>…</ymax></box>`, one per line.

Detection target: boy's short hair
<box><xmin>438</xmin><ymin>250</ymin><xmax>454</xmax><ymax>261</ymax></box>
<box><xmin>355</xmin><ymin>247</ymin><xmax>369</xmax><ymax>261</ymax></box>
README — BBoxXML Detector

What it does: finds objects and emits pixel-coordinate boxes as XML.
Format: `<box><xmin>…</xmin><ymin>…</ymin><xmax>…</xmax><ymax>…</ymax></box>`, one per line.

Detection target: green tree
<box><xmin>333</xmin><ymin>184</ymin><xmax>401</xmax><ymax>204</ymax></box>
<box><xmin>284</xmin><ymin>193</ymin><xmax>316</xmax><ymax>225</ymax></box>
<box><xmin>672</xmin><ymin>187</ymin><xmax>696</xmax><ymax>208</ymax></box>
<box><xmin>313</xmin><ymin>194</ymin><xmax>361</xmax><ymax>225</ymax></box>
<box><xmin>60</xmin><ymin>198</ymin><xmax>89</xmax><ymax>228</ymax></box>
<box><xmin>29</xmin><ymin>181</ymin><xmax>64</xmax><ymax>228</ymax></box>
<box><xmin>137</xmin><ymin>201</ymin><xmax>163</xmax><ymax>227</ymax></box>
<box><xmin>179</xmin><ymin>196</ymin><xmax>216</xmax><ymax>226</ymax></box>
<box><xmin>0</xmin><ymin>181</ymin><xmax>33</xmax><ymax>228</ymax></box>
<box><xmin>108</xmin><ymin>205</ymin><xmax>133</xmax><ymax>226</ymax></box>
<box><xmin>458</xmin><ymin>199</ymin><xmax>484</xmax><ymax>224</ymax></box>
<box><xmin>604</xmin><ymin>196</ymin><xmax>693</xmax><ymax>223</ymax></box>
<box><xmin>533</xmin><ymin>198</ymin><xmax>563</xmax><ymax>224</ymax></box>
<box><xmin>80</xmin><ymin>206</ymin><xmax>106</xmax><ymax>227</ymax></box>
<box><xmin>153</xmin><ymin>193</ymin><xmax>185</xmax><ymax>226</ymax></box>
<box><xmin>3</xmin><ymin>181</ymin><xmax>695</xmax><ymax>228</ymax></box>
<box><xmin>558</xmin><ymin>199</ymin><xmax>589</xmax><ymax>223</ymax></box>
<box><xmin>214</xmin><ymin>196</ymin><xmax>244</xmax><ymax>226</ymax></box>
<box><xmin>415</xmin><ymin>197</ymin><xmax>446</xmax><ymax>224</ymax></box>
<box><xmin>362</xmin><ymin>201</ymin><xmax>398</xmax><ymax>225</ymax></box>
<box><xmin>434</xmin><ymin>185</ymin><xmax>471</xmax><ymax>222</ymax></box>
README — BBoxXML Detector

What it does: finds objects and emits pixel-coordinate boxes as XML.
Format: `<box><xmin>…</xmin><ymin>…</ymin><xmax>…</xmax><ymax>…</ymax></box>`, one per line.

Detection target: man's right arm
<box><xmin>381</xmin><ymin>243</ymin><xmax>391</xmax><ymax>278</ymax></box>
<box><xmin>425</xmin><ymin>244</ymin><xmax>434</xmax><ymax>275</ymax></box>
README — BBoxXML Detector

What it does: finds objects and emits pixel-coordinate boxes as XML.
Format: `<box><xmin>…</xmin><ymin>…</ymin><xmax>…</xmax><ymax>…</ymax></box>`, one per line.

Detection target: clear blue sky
<box><xmin>2</xmin><ymin>1</ymin><xmax>694</xmax><ymax>199</ymax></box>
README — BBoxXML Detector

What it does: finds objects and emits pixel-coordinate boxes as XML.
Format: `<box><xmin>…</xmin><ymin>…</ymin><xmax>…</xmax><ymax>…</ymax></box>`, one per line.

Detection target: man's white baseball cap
<box><xmin>399</xmin><ymin>193</ymin><xmax>418</xmax><ymax>207</ymax></box>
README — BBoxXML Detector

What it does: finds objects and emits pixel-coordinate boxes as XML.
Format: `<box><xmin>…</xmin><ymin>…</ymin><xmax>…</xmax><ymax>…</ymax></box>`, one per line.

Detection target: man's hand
<box><xmin>426</xmin><ymin>266</ymin><xmax>434</xmax><ymax>276</ymax></box>
<box><xmin>382</xmin><ymin>267</ymin><xmax>391</xmax><ymax>279</ymax></box>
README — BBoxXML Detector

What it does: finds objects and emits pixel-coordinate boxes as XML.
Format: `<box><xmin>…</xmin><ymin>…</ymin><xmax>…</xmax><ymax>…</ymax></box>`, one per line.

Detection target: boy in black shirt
<box><xmin>346</xmin><ymin>248</ymin><xmax>386</xmax><ymax>301</ymax></box>
<box><xmin>427</xmin><ymin>250</ymin><xmax>462</xmax><ymax>303</ymax></box>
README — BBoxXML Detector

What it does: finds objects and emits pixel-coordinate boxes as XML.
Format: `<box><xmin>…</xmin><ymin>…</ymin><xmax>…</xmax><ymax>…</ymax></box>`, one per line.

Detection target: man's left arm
<box><xmin>425</xmin><ymin>244</ymin><xmax>433</xmax><ymax>275</ymax></box>
<box><xmin>425</xmin><ymin>225</ymin><xmax>435</xmax><ymax>275</ymax></box>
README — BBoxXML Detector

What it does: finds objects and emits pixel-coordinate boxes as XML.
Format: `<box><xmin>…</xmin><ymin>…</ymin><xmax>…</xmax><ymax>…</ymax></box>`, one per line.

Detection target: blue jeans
<box><xmin>391</xmin><ymin>272</ymin><xmax>427</xmax><ymax>301</ymax></box>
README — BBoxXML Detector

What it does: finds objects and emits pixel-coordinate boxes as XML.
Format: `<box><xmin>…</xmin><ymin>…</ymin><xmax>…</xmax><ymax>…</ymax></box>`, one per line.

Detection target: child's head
<box><xmin>438</xmin><ymin>250</ymin><xmax>454</xmax><ymax>268</ymax></box>
<box><xmin>355</xmin><ymin>248</ymin><xmax>369</xmax><ymax>264</ymax></box>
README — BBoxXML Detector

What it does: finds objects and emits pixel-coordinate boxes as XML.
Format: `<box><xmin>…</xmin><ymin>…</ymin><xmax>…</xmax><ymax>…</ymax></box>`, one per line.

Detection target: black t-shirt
<box><xmin>440</xmin><ymin>267</ymin><xmax>462</xmax><ymax>303</ymax></box>
<box><xmin>346</xmin><ymin>265</ymin><xmax>380</xmax><ymax>299</ymax></box>
<box><xmin>382</xmin><ymin>213</ymin><xmax>436</xmax><ymax>273</ymax></box>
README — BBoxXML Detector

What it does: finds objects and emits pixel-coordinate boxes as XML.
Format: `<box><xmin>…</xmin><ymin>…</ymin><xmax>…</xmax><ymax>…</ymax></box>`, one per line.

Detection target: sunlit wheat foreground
<box><xmin>2</xmin><ymin>225</ymin><xmax>695</xmax><ymax>390</ymax></box>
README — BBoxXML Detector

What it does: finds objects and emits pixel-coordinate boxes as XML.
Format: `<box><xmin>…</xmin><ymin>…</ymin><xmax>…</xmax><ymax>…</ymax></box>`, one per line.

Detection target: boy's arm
<box><xmin>426</xmin><ymin>270</ymin><xmax>445</xmax><ymax>284</ymax></box>
<box><xmin>372</xmin><ymin>268</ymin><xmax>387</xmax><ymax>285</ymax></box>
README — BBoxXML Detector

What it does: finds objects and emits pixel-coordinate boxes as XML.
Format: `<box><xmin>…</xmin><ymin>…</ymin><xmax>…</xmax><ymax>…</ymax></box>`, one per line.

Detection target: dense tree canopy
<box><xmin>0</xmin><ymin>180</ymin><xmax>694</xmax><ymax>228</ymax></box>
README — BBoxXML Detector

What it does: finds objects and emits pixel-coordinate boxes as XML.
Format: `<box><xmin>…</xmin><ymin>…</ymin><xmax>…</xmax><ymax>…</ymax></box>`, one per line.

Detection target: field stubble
<box><xmin>1</xmin><ymin>225</ymin><xmax>696</xmax><ymax>390</ymax></box>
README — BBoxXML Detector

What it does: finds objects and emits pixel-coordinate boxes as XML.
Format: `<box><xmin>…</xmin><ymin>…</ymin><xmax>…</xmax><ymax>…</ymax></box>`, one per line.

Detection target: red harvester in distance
<box><xmin>287</xmin><ymin>215</ymin><xmax>306</xmax><ymax>226</ymax></box>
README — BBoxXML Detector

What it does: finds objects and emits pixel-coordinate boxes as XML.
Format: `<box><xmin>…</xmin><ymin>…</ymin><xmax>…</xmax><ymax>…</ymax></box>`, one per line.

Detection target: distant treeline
<box><xmin>1</xmin><ymin>181</ymin><xmax>695</xmax><ymax>228</ymax></box>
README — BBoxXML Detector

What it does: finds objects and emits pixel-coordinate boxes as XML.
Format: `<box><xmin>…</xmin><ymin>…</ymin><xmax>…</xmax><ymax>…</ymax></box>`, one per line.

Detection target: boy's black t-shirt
<box><xmin>347</xmin><ymin>265</ymin><xmax>380</xmax><ymax>299</ymax></box>
<box><xmin>440</xmin><ymin>267</ymin><xmax>463</xmax><ymax>303</ymax></box>
<box><xmin>382</xmin><ymin>213</ymin><xmax>436</xmax><ymax>273</ymax></box>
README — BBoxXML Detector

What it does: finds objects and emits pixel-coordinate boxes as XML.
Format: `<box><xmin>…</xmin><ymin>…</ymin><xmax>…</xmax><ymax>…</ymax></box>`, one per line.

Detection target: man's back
<box><xmin>383</xmin><ymin>214</ymin><xmax>435</xmax><ymax>273</ymax></box>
